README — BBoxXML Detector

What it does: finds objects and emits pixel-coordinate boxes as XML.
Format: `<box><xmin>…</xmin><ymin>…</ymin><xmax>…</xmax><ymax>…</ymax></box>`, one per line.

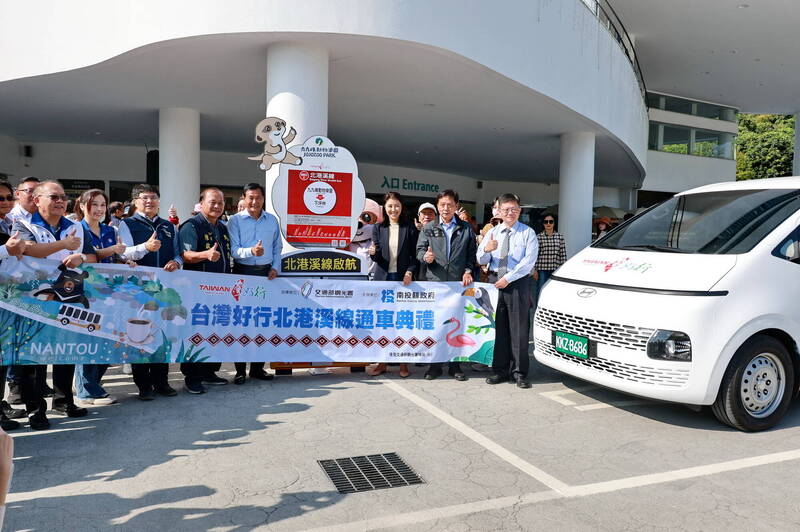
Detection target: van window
<box><xmin>596</xmin><ymin>189</ymin><xmax>800</xmax><ymax>255</ymax></box>
<box><xmin>773</xmin><ymin>229</ymin><xmax>800</xmax><ymax>263</ymax></box>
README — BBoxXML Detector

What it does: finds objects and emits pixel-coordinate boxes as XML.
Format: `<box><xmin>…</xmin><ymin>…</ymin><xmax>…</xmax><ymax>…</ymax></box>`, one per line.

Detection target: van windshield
<box><xmin>595</xmin><ymin>189</ymin><xmax>800</xmax><ymax>254</ymax></box>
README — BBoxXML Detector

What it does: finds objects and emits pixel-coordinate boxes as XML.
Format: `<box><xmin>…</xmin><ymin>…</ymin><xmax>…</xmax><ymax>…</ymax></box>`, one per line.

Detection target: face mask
<box><xmin>492</xmin><ymin>208</ymin><xmax>499</xmax><ymax>218</ymax></box>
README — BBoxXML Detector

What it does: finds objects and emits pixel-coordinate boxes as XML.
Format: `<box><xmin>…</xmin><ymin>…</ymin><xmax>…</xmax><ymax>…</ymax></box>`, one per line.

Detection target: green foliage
<box><xmin>174</xmin><ymin>340</ymin><xmax>207</xmax><ymax>364</ymax></box>
<box><xmin>662</xmin><ymin>143</ymin><xmax>688</xmax><ymax>155</ymax></box>
<box><xmin>736</xmin><ymin>114</ymin><xmax>795</xmax><ymax>180</ymax></box>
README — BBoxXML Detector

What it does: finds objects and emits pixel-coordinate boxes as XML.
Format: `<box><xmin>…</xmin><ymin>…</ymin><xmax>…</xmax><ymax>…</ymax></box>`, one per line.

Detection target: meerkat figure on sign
<box><xmin>248</xmin><ymin>117</ymin><xmax>303</xmax><ymax>171</ymax></box>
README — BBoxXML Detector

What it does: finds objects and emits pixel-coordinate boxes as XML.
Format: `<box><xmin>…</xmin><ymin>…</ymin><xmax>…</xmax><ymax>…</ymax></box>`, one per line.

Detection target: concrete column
<box><xmin>158</xmin><ymin>108</ymin><xmax>200</xmax><ymax>221</ymax></box>
<box><xmin>558</xmin><ymin>132</ymin><xmax>595</xmax><ymax>257</ymax></box>
<box><xmin>794</xmin><ymin>113</ymin><xmax>800</xmax><ymax>176</ymax></box>
<box><xmin>263</xmin><ymin>42</ymin><xmax>329</xmax><ymax>250</ymax></box>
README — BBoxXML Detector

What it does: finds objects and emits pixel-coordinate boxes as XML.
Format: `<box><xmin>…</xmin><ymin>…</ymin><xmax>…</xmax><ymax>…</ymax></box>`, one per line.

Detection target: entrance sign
<box><xmin>272</xmin><ymin>136</ymin><xmax>365</xmax><ymax>249</ymax></box>
<box><xmin>0</xmin><ymin>258</ymin><xmax>496</xmax><ymax>366</ymax></box>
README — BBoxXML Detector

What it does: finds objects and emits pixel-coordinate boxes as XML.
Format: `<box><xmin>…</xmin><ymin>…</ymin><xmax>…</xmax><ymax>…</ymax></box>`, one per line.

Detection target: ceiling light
<box><xmin>737</xmin><ymin>4</ymin><xmax>749</xmax><ymax>8</ymax></box>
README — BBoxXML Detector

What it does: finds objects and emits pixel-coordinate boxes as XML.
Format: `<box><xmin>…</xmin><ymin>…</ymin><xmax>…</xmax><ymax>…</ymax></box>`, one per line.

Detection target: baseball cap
<box><xmin>417</xmin><ymin>202</ymin><xmax>437</xmax><ymax>214</ymax></box>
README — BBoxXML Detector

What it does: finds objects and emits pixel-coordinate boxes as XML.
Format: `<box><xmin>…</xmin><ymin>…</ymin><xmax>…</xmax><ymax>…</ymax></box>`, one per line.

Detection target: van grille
<box><xmin>535</xmin><ymin>340</ymin><xmax>690</xmax><ymax>387</ymax></box>
<box><xmin>535</xmin><ymin>307</ymin><xmax>655</xmax><ymax>351</ymax></box>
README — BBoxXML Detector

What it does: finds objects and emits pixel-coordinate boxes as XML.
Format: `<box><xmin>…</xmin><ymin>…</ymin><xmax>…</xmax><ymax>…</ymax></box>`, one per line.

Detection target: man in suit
<box><xmin>416</xmin><ymin>189</ymin><xmax>478</xmax><ymax>381</ymax></box>
<box><xmin>477</xmin><ymin>193</ymin><xmax>538</xmax><ymax>388</ymax></box>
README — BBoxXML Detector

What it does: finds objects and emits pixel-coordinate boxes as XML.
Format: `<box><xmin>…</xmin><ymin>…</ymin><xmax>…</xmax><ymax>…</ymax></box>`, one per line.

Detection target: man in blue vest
<box><xmin>180</xmin><ymin>187</ymin><xmax>232</xmax><ymax>394</ymax></box>
<box><xmin>118</xmin><ymin>184</ymin><xmax>182</xmax><ymax>401</ymax></box>
<box><xmin>14</xmin><ymin>180</ymin><xmax>97</xmax><ymax>429</ymax></box>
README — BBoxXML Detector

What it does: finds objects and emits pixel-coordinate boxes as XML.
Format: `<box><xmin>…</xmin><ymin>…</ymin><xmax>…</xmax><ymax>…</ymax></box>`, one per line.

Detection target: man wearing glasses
<box><xmin>12</xmin><ymin>180</ymin><xmax>97</xmax><ymax>429</ymax></box>
<box><xmin>118</xmin><ymin>184</ymin><xmax>182</xmax><ymax>401</ymax></box>
<box><xmin>4</xmin><ymin>177</ymin><xmax>39</xmax><ymax>409</ymax></box>
<box><xmin>477</xmin><ymin>193</ymin><xmax>538</xmax><ymax>389</ymax></box>
<box><xmin>8</xmin><ymin>177</ymin><xmax>40</xmax><ymax>225</ymax></box>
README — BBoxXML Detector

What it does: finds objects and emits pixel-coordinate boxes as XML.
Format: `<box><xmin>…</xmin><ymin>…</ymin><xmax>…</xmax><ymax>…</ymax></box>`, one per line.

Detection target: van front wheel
<box><xmin>712</xmin><ymin>335</ymin><xmax>794</xmax><ymax>432</ymax></box>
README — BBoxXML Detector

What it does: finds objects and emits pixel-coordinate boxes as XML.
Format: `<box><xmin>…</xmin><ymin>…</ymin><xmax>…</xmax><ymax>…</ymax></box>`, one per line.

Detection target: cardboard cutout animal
<box><xmin>33</xmin><ymin>263</ymin><xmax>91</xmax><ymax>308</ymax></box>
<box><xmin>248</xmin><ymin>117</ymin><xmax>303</xmax><ymax>171</ymax></box>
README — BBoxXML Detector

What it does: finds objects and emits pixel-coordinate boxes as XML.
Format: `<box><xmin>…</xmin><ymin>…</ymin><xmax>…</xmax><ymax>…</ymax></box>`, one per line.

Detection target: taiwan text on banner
<box><xmin>0</xmin><ymin>258</ymin><xmax>497</xmax><ymax>365</ymax></box>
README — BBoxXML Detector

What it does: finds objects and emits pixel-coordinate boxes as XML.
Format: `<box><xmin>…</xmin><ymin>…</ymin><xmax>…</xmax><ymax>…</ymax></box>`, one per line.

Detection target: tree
<box><xmin>736</xmin><ymin>114</ymin><xmax>795</xmax><ymax>180</ymax></box>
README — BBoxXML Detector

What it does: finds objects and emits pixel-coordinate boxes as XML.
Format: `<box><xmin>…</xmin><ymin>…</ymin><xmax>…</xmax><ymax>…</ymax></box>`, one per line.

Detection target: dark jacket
<box><xmin>179</xmin><ymin>214</ymin><xmax>232</xmax><ymax>274</ymax></box>
<box><xmin>121</xmin><ymin>214</ymin><xmax>179</xmax><ymax>268</ymax></box>
<box><xmin>416</xmin><ymin>217</ymin><xmax>479</xmax><ymax>282</ymax></box>
<box><xmin>371</xmin><ymin>222</ymin><xmax>419</xmax><ymax>281</ymax></box>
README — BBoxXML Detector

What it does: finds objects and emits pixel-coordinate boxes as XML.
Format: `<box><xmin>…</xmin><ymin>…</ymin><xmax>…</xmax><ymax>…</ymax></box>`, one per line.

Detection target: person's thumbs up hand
<box><xmin>145</xmin><ymin>231</ymin><xmax>161</xmax><ymax>252</ymax></box>
<box><xmin>5</xmin><ymin>231</ymin><xmax>26</xmax><ymax>258</ymax></box>
<box><xmin>207</xmin><ymin>242</ymin><xmax>221</xmax><ymax>262</ymax></box>
<box><xmin>484</xmin><ymin>231</ymin><xmax>498</xmax><ymax>252</ymax></box>
<box><xmin>252</xmin><ymin>239</ymin><xmax>264</xmax><ymax>257</ymax></box>
<box><xmin>424</xmin><ymin>245</ymin><xmax>435</xmax><ymax>264</ymax></box>
<box><xmin>112</xmin><ymin>236</ymin><xmax>127</xmax><ymax>255</ymax></box>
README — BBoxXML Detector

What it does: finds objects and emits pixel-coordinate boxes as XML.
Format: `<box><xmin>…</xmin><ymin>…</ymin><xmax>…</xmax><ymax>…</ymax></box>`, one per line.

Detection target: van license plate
<box><xmin>553</xmin><ymin>331</ymin><xmax>591</xmax><ymax>360</ymax></box>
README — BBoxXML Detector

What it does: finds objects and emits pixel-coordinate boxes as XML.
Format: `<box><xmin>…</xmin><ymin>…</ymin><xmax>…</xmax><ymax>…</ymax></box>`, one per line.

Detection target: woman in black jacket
<box><xmin>367</xmin><ymin>192</ymin><xmax>419</xmax><ymax>377</ymax></box>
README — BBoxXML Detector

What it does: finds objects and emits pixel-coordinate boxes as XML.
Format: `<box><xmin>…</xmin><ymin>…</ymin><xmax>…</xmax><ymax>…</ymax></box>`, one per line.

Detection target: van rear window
<box><xmin>595</xmin><ymin>189</ymin><xmax>800</xmax><ymax>254</ymax></box>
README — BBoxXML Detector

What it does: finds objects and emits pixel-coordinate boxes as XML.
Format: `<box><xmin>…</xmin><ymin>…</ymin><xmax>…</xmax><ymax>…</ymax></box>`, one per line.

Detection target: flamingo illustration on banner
<box><xmin>443</xmin><ymin>317</ymin><xmax>477</xmax><ymax>348</ymax></box>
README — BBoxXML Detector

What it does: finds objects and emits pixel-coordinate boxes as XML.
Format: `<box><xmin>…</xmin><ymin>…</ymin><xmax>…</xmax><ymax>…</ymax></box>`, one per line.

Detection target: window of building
<box><xmin>648</xmin><ymin>122</ymin><xmax>735</xmax><ymax>160</ymax></box>
<box><xmin>662</xmin><ymin>125</ymin><xmax>690</xmax><ymax>155</ymax></box>
<box><xmin>647</xmin><ymin>92</ymin><xmax>737</xmax><ymax>122</ymax></box>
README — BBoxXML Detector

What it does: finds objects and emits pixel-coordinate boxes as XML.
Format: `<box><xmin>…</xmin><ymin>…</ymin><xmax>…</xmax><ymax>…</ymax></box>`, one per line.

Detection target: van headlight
<box><xmin>647</xmin><ymin>330</ymin><xmax>692</xmax><ymax>362</ymax></box>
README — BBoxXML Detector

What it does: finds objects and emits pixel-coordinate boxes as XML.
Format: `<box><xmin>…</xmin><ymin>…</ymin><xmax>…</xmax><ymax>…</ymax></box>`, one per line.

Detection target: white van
<box><xmin>534</xmin><ymin>177</ymin><xmax>800</xmax><ymax>431</ymax></box>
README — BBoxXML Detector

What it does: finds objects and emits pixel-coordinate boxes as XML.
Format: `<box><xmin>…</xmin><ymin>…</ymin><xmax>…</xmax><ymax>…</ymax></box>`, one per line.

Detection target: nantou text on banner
<box><xmin>0</xmin><ymin>258</ymin><xmax>498</xmax><ymax>366</ymax></box>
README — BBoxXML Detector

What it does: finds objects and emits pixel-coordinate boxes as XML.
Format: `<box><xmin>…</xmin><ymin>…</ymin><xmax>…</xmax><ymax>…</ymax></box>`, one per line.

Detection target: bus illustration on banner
<box><xmin>58</xmin><ymin>304</ymin><xmax>102</xmax><ymax>332</ymax></box>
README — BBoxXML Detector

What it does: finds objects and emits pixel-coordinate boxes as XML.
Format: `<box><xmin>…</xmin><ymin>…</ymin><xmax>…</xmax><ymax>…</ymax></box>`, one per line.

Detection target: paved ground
<box><xmin>7</xmin><ymin>356</ymin><xmax>800</xmax><ymax>531</ymax></box>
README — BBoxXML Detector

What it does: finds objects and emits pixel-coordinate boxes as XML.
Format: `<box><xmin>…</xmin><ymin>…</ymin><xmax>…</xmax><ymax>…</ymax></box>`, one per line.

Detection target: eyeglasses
<box><xmin>0</xmin><ymin>195</ymin><xmax>13</xmax><ymax>201</ymax></box>
<box><xmin>137</xmin><ymin>195</ymin><xmax>160</xmax><ymax>202</ymax></box>
<box><xmin>17</xmin><ymin>188</ymin><xmax>36</xmax><ymax>195</ymax></box>
<box><xmin>500</xmin><ymin>208</ymin><xmax>520</xmax><ymax>214</ymax></box>
<box><xmin>543</xmin><ymin>220</ymin><xmax>555</xmax><ymax>224</ymax></box>
<box><xmin>38</xmin><ymin>194</ymin><xmax>68</xmax><ymax>202</ymax></box>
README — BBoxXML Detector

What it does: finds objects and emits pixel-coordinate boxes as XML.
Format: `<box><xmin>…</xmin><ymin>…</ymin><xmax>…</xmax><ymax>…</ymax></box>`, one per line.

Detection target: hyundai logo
<box><xmin>577</xmin><ymin>287</ymin><xmax>597</xmax><ymax>298</ymax></box>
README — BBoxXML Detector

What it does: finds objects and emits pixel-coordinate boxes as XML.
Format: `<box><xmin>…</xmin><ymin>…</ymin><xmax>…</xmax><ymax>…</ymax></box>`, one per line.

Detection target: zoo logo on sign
<box><xmin>315</xmin><ymin>137</ymin><xmax>323</xmax><ymax>145</ymax></box>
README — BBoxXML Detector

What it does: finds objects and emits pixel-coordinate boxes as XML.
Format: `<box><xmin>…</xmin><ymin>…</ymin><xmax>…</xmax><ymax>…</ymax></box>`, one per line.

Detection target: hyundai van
<box><xmin>534</xmin><ymin>177</ymin><xmax>800</xmax><ymax>431</ymax></box>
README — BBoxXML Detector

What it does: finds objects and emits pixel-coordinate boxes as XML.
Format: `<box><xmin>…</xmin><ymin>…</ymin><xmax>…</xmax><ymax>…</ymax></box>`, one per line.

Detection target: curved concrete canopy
<box><xmin>615</xmin><ymin>0</ymin><xmax>800</xmax><ymax>113</ymax></box>
<box><xmin>0</xmin><ymin>33</ymin><xmax>642</xmax><ymax>187</ymax></box>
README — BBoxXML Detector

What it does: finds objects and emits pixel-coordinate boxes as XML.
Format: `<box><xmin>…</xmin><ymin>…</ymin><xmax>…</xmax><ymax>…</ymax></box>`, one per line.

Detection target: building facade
<box><xmin>1</xmin><ymin>0</ymin><xmax>796</xmax><ymax>255</ymax></box>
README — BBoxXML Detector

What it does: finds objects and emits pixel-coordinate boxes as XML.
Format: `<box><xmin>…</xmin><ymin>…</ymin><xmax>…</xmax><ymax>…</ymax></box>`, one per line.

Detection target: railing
<box><xmin>581</xmin><ymin>0</ymin><xmax>648</xmax><ymax>104</ymax></box>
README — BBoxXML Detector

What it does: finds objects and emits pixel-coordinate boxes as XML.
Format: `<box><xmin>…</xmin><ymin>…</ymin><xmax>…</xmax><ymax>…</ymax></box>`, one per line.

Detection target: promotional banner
<box><xmin>0</xmin><ymin>258</ymin><xmax>497</xmax><ymax>366</ymax></box>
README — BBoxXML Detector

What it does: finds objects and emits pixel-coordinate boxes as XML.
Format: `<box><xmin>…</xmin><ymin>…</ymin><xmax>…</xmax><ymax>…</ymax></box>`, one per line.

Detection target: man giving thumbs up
<box><xmin>227</xmin><ymin>183</ymin><xmax>282</xmax><ymax>383</ymax></box>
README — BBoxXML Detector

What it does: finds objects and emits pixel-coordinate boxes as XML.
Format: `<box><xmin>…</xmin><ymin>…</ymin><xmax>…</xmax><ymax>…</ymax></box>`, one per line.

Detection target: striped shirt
<box><xmin>534</xmin><ymin>231</ymin><xmax>566</xmax><ymax>271</ymax></box>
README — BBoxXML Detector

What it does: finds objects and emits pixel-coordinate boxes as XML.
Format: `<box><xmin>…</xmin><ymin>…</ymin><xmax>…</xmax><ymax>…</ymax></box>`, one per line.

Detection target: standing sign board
<box><xmin>272</xmin><ymin>136</ymin><xmax>365</xmax><ymax>249</ymax></box>
<box><xmin>270</xmin><ymin>135</ymin><xmax>367</xmax><ymax>276</ymax></box>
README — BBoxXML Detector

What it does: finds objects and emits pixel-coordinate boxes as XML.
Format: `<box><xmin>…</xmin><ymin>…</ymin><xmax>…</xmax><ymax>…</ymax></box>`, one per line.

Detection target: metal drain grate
<box><xmin>318</xmin><ymin>453</ymin><xmax>425</xmax><ymax>493</ymax></box>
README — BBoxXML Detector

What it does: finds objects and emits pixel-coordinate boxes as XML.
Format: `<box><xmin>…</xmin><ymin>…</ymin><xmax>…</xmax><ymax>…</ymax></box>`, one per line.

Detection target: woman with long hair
<box><xmin>73</xmin><ymin>189</ymin><xmax>128</xmax><ymax>405</ymax></box>
<box><xmin>367</xmin><ymin>192</ymin><xmax>419</xmax><ymax>378</ymax></box>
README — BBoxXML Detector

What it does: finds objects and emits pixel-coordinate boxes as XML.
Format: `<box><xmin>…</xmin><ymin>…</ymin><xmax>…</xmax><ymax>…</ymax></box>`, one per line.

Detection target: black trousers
<box><xmin>181</xmin><ymin>362</ymin><xmax>221</xmax><ymax>385</ymax></box>
<box><xmin>132</xmin><ymin>363</ymin><xmax>170</xmax><ymax>391</ymax></box>
<box><xmin>18</xmin><ymin>365</ymin><xmax>47</xmax><ymax>417</ymax></box>
<box><xmin>233</xmin><ymin>262</ymin><xmax>270</xmax><ymax>376</ymax></box>
<box><xmin>490</xmin><ymin>275</ymin><xmax>531</xmax><ymax>379</ymax></box>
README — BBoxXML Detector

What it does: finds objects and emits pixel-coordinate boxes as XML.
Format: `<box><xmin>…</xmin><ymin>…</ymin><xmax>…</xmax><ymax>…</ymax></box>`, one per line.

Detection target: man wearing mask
<box><xmin>13</xmin><ymin>181</ymin><xmax>97</xmax><ymax>429</ymax></box>
<box><xmin>477</xmin><ymin>193</ymin><xmax>538</xmax><ymax>389</ymax></box>
<box><xmin>180</xmin><ymin>188</ymin><xmax>232</xmax><ymax>394</ymax></box>
<box><xmin>416</xmin><ymin>189</ymin><xmax>478</xmax><ymax>381</ymax></box>
<box><xmin>118</xmin><ymin>184</ymin><xmax>182</xmax><ymax>401</ymax></box>
<box><xmin>227</xmin><ymin>182</ymin><xmax>279</xmax><ymax>384</ymax></box>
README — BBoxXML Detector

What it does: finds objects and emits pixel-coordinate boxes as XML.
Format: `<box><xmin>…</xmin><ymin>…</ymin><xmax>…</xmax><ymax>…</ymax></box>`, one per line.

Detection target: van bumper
<box><xmin>533</xmin><ymin>278</ymin><xmax>723</xmax><ymax>405</ymax></box>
